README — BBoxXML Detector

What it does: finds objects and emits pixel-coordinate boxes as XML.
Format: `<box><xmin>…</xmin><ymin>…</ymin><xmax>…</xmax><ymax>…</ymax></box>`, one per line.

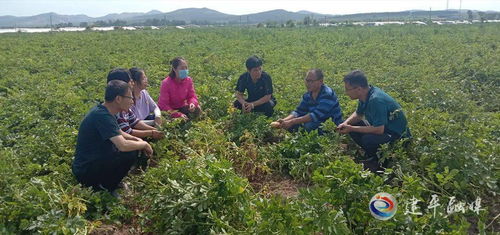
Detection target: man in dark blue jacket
<box><xmin>274</xmin><ymin>69</ymin><xmax>343</xmax><ymax>133</ymax></box>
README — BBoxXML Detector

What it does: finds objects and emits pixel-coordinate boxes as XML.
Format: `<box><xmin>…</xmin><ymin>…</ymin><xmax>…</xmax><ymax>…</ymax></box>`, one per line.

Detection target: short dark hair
<box><xmin>107</xmin><ymin>68</ymin><xmax>132</xmax><ymax>84</ymax></box>
<box><xmin>343</xmin><ymin>70</ymin><xmax>368</xmax><ymax>88</ymax></box>
<box><xmin>308</xmin><ymin>69</ymin><xmax>324</xmax><ymax>80</ymax></box>
<box><xmin>129</xmin><ymin>67</ymin><xmax>144</xmax><ymax>85</ymax></box>
<box><xmin>245</xmin><ymin>56</ymin><xmax>263</xmax><ymax>70</ymax></box>
<box><xmin>105</xmin><ymin>80</ymin><xmax>130</xmax><ymax>102</ymax></box>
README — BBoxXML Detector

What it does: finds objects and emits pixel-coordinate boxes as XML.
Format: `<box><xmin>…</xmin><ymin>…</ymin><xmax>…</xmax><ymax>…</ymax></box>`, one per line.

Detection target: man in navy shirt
<box><xmin>274</xmin><ymin>69</ymin><xmax>343</xmax><ymax>133</ymax></box>
<box><xmin>234</xmin><ymin>56</ymin><xmax>276</xmax><ymax>117</ymax></box>
<box><xmin>72</xmin><ymin>80</ymin><xmax>153</xmax><ymax>197</ymax></box>
<box><xmin>337</xmin><ymin>70</ymin><xmax>410</xmax><ymax>172</ymax></box>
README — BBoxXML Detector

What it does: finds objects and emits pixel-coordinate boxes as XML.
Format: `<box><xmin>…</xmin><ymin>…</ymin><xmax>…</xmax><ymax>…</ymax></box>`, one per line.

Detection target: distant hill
<box><xmin>243</xmin><ymin>9</ymin><xmax>332</xmax><ymax>23</ymax></box>
<box><xmin>0</xmin><ymin>13</ymin><xmax>92</xmax><ymax>27</ymax></box>
<box><xmin>0</xmin><ymin>8</ymin><xmax>498</xmax><ymax>27</ymax></box>
<box><xmin>328</xmin><ymin>10</ymin><xmax>471</xmax><ymax>22</ymax></box>
<box><xmin>128</xmin><ymin>8</ymin><xmax>236</xmax><ymax>23</ymax></box>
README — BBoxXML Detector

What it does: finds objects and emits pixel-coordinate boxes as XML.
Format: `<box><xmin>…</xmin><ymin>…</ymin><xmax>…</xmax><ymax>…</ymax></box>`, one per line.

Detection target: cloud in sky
<box><xmin>2</xmin><ymin>0</ymin><xmax>499</xmax><ymax>17</ymax></box>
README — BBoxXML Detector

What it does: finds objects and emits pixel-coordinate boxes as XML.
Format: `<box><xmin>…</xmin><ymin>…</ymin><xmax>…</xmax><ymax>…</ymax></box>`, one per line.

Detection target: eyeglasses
<box><xmin>305</xmin><ymin>79</ymin><xmax>320</xmax><ymax>83</ymax></box>
<box><xmin>120</xmin><ymin>95</ymin><xmax>134</xmax><ymax>100</ymax></box>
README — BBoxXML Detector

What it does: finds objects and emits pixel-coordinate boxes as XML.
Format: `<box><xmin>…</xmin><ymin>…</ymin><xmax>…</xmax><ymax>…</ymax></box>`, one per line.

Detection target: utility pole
<box><xmin>459</xmin><ymin>0</ymin><xmax>463</xmax><ymax>19</ymax></box>
<box><xmin>429</xmin><ymin>7</ymin><xmax>432</xmax><ymax>23</ymax></box>
<box><xmin>446</xmin><ymin>0</ymin><xmax>449</xmax><ymax>10</ymax></box>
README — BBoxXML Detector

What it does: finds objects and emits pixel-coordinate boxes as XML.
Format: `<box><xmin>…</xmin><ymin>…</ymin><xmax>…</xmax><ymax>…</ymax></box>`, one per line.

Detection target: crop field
<box><xmin>0</xmin><ymin>25</ymin><xmax>499</xmax><ymax>234</ymax></box>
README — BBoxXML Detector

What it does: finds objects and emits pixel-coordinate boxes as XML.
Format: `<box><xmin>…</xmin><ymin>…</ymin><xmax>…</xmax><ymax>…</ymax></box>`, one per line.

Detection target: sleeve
<box><xmin>144</xmin><ymin>90</ymin><xmax>161</xmax><ymax>118</ymax></box>
<box><xmin>187</xmin><ymin>78</ymin><xmax>199</xmax><ymax>106</ymax></box>
<box><xmin>95</xmin><ymin>113</ymin><xmax>121</xmax><ymax>140</ymax></box>
<box><xmin>128</xmin><ymin>110</ymin><xmax>139</xmax><ymax>127</ymax></box>
<box><xmin>291</xmin><ymin>94</ymin><xmax>309</xmax><ymax>117</ymax></box>
<box><xmin>115</xmin><ymin>112</ymin><xmax>133</xmax><ymax>134</ymax></box>
<box><xmin>170</xmin><ymin>112</ymin><xmax>184</xmax><ymax>118</ymax></box>
<box><xmin>264</xmin><ymin>73</ymin><xmax>273</xmax><ymax>95</ymax></box>
<box><xmin>367</xmin><ymin>99</ymin><xmax>388</xmax><ymax>127</ymax></box>
<box><xmin>235</xmin><ymin>74</ymin><xmax>246</xmax><ymax>93</ymax></box>
<box><xmin>158</xmin><ymin>78</ymin><xmax>173</xmax><ymax>111</ymax></box>
<box><xmin>153</xmin><ymin>106</ymin><xmax>161</xmax><ymax>118</ymax></box>
<box><xmin>309</xmin><ymin>93</ymin><xmax>343</xmax><ymax>125</ymax></box>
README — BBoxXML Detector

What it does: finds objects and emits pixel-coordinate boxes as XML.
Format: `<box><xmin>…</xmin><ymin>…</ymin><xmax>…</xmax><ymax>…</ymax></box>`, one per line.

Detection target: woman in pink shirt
<box><xmin>158</xmin><ymin>57</ymin><xmax>201</xmax><ymax>120</ymax></box>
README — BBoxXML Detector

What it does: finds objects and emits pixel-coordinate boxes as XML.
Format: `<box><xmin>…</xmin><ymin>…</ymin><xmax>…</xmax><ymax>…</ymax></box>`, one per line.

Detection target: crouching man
<box><xmin>72</xmin><ymin>80</ymin><xmax>153</xmax><ymax>197</ymax></box>
<box><xmin>273</xmin><ymin>69</ymin><xmax>343</xmax><ymax>133</ymax></box>
<box><xmin>337</xmin><ymin>70</ymin><xmax>410</xmax><ymax>172</ymax></box>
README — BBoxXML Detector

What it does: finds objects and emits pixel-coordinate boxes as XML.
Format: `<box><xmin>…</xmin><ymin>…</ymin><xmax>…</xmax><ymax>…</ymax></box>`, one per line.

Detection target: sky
<box><xmin>1</xmin><ymin>0</ymin><xmax>500</xmax><ymax>17</ymax></box>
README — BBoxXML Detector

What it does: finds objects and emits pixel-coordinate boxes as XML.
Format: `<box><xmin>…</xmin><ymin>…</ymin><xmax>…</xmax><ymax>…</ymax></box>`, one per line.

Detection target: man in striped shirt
<box><xmin>274</xmin><ymin>69</ymin><xmax>343</xmax><ymax>133</ymax></box>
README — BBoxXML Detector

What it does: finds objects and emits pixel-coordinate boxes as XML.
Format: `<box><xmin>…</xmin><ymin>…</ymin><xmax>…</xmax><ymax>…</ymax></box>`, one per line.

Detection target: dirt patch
<box><xmin>250</xmin><ymin>173</ymin><xmax>308</xmax><ymax>199</ymax></box>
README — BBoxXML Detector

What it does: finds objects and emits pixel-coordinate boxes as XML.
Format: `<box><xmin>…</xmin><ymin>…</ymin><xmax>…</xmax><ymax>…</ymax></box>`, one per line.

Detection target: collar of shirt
<box><xmin>360</xmin><ymin>85</ymin><xmax>375</xmax><ymax>104</ymax></box>
<box><xmin>305</xmin><ymin>84</ymin><xmax>326</xmax><ymax>101</ymax></box>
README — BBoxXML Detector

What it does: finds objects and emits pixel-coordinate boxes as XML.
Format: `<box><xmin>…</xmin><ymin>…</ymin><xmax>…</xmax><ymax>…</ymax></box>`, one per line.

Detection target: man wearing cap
<box><xmin>337</xmin><ymin>70</ymin><xmax>410</xmax><ymax>172</ymax></box>
<box><xmin>233</xmin><ymin>56</ymin><xmax>276</xmax><ymax>117</ymax></box>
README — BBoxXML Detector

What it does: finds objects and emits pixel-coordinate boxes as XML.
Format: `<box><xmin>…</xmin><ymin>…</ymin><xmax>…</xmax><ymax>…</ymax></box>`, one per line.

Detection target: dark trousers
<box><xmin>76</xmin><ymin>150</ymin><xmax>138</xmax><ymax>192</ymax></box>
<box><xmin>177</xmin><ymin>105</ymin><xmax>202</xmax><ymax>119</ymax></box>
<box><xmin>233</xmin><ymin>99</ymin><xmax>275</xmax><ymax>117</ymax></box>
<box><xmin>349</xmin><ymin>121</ymin><xmax>400</xmax><ymax>171</ymax></box>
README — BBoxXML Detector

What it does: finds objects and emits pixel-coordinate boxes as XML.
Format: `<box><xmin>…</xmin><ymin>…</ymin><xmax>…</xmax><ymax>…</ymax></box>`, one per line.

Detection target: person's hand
<box><xmin>172</xmin><ymin>111</ymin><xmax>189</xmax><ymax>120</ymax></box>
<box><xmin>180</xmin><ymin>113</ymin><xmax>189</xmax><ymax>121</ymax></box>
<box><xmin>336</xmin><ymin>122</ymin><xmax>348</xmax><ymax>132</ymax></box>
<box><xmin>281</xmin><ymin>120</ymin><xmax>294</xmax><ymax>129</ymax></box>
<box><xmin>337</xmin><ymin>124</ymin><xmax>352</xmax><ymax>134</ymax></box>
<box><xmin>154</xmin><ymin>116</ymin><xmax>162</xmax><ymax>126</ymax></box>
<box><xmin>242</xmin><ymin>102</ymin><xmax>252</xmax><ymax>113</ymax></box>
<box><xmin>270</xmin><ymin>121</ymin><xmax>281</xmax><ymax>128</ymax></box>
<box><xmin>142</xmin><ymin>142</ymin><xmax>153</xmax><ymax>157</ymax></box>
<box><xmin>151</xmin><ymin>130</ymin><xmax>165</xmax><ymax>140</ymax></box>
<box><xmin>248</xmin><ymin>102</ymin><xmax>255</xmax><ymax>111</ymax></box>
<box><xmin>188</xmin><ymin>103</ymin><xmax>196</xmax><ymax>113</ymax></box>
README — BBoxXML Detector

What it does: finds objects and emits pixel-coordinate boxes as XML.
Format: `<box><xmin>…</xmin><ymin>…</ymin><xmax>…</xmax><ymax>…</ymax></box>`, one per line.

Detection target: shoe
<box><xmin>360</xmin><ymin>157</ymin><xmax>382</xmax><ymax>173</ymax></box>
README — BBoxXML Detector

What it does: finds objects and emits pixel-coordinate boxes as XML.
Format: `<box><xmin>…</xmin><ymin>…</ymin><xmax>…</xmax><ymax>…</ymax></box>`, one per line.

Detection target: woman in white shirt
<box><xmin>129</xmin><ymin>67</ymin><xmax>162</xmax><ymax>126</ymax></box>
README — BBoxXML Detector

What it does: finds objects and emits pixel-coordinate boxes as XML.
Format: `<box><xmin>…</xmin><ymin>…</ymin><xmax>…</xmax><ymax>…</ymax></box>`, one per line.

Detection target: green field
<box><xmin>0</xmin><ymin>25</ymin><xmax>499</xmax><ymax>234</ymax></box>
